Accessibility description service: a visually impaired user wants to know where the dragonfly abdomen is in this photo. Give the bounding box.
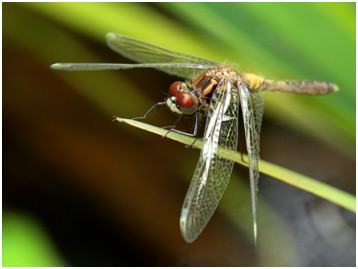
[240,72,339,95]
[239,73,266,91]
[262,79,339,95]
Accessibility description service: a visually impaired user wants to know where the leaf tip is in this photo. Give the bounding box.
[114,117,125,123]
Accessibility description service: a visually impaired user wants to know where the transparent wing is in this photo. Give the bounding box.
[50,62,211,72]
[106,33,219,78]
[238,82,264,246]
[180,80,239,243]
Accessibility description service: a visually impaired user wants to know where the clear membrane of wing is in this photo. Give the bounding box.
[106,33,219,78]
[50,62,211,71]
[238,83,264,246]
[180,80,239,243]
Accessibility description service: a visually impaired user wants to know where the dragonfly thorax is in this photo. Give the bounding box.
[166,66,240,116]
[166,81,199,115]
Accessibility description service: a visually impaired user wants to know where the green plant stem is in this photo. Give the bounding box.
[115,117,356,213]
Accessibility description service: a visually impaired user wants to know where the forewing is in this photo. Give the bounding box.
[50,62,212,72]
[106,33,219,78]
[238,83,264,245]
[180,80,239,243]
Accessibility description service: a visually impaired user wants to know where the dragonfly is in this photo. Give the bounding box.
[51,33,339,245]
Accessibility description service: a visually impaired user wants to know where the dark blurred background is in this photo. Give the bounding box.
[3,2,355,266]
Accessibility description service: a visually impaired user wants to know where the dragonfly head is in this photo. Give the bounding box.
[166,81,198,115]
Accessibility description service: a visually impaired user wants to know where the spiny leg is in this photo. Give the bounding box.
[131,101,166,120]
[164,112,198,139]
[182,107,207,148]
[162,113,184,130]
[185,137,203,149]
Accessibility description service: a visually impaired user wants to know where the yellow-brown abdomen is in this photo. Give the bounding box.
[240,72,339,95]
[263,80,339,95]
[240,73,265,91]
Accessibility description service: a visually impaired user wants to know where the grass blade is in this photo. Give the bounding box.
[115,117,356,213]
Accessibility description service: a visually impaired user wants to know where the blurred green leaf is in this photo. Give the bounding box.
[3,212,66,267]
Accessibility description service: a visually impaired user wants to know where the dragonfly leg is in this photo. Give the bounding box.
[163,112,198,139]
[200,107,209,118]
[132,101,166,120]
[185,137,203,149]
[162,114,184,130]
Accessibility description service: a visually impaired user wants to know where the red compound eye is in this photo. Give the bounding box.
[176,92,194,108]
[169,81,181,96]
